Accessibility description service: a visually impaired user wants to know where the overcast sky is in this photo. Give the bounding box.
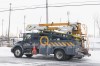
[0,0,100,36]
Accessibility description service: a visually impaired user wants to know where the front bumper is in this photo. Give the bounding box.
[11,47,14,53]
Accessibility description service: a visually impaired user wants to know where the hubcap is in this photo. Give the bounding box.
[56,51,63,59]
[15,49,21,56]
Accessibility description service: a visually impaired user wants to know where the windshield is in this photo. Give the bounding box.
[23,33,31,42]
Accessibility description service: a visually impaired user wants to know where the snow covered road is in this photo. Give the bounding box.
[0,47,100,66]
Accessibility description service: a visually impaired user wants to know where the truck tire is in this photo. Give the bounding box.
[14,47,23,58]
[54,50,66,61]
[25,54,33,58]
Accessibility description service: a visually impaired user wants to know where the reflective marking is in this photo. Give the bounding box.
[69,42,75,46]
[62,42,66,46]
[66,42,71,46]
[48,44,51,46]
[50,42,55,46]
[48,42,74,47]
[64,42,68,46]
[54,42,59,46]
[50,42,53,46]
[58,42,63,46]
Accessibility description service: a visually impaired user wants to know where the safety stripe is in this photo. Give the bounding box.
[62,42,66,46]
[50,42,53,46]
[48,44,51,46]
[48,42,75,47]
[58,42,63,46]
[66,42,71,46]
[50,42,56,46]
[64,42,67,46]
[54,42,59,46]
[69,42,75,46]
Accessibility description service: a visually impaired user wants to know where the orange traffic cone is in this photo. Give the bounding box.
[32,46,37,55]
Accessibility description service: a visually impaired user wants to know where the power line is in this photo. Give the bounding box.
[0,10,9,12]
[11,1,100,9]
[49,3,100,7]
[13,6,45,11]
[12,4,45,9]
[0,6,45,12]
[49,1,100,5]
[0,3,100,13]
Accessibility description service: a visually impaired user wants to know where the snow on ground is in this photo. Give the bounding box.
[0,47,100,66]
[86,50,100,63]
[0,47,13,57]
[0,64,23,66]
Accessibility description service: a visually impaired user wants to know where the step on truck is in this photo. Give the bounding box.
[11,22,91,61]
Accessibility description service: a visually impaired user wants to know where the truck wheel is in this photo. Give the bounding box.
[14,47,23,58]
[54,50,66,61]
[25,54,33,58]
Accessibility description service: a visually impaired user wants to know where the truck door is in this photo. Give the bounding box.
[39,36,49,55]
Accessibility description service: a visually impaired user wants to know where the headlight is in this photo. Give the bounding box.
[23,43,31,47]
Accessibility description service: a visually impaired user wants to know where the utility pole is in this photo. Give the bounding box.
[67,11,70,22]
[46,0,48,29]
[17,26,19,38]
[39,16,42,23]
[94,20,95,38]
[2,19,4,36]
[1,19,4,46]
[60,18,61,22]
[93,20,95,51]
[24,15,26,33]
[8,3,12,43]
[46,0,49,55]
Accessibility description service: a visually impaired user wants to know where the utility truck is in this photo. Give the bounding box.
[11,22,91,61]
